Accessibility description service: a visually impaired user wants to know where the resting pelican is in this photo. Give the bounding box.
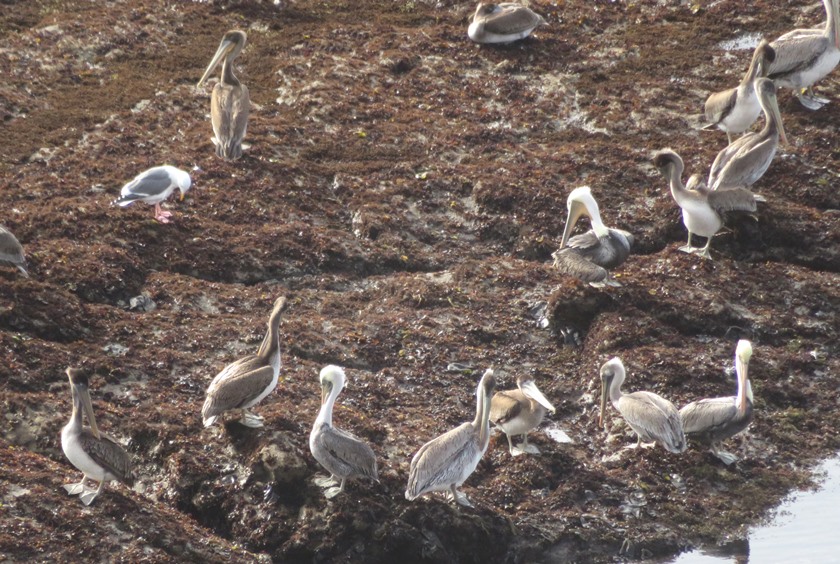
[599,357,686,453]
[766,0,840,109]
[680,340,754,465]
[309,366,378,498]
[551,186,633,287]
[405,368,496,507]
[703,40,776,143]
[197,30,250,160]
[708,78,787,191]
[490,374,556,456]
[61,367,133,505]
[654,149,764,259]
[0,225,29,277]
[202,296,287,428]
[112,165,192,223]
[468,2,546,44]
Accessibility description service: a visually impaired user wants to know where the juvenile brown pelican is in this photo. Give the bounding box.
[703,41,776,143]
[767,0,840,109]
[309,365,378,499]
[197,30,250,160]
[599,357,686,453]
[490,374,556,456]
[202,296,287,428]
[0,225,29,277]
[405,368,496,507]
[680,340,754,465]
[551,186,633,287]
[112,165,192,223]
[468,2,546,44]
[61,367,133,505]
[708,78,788,191]
[654,149,764,259]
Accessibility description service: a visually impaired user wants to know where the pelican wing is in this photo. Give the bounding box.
[116,167,174,204]
[679,397,738,435]
[620,391,686,453]
[552,247,608,283]
[489,390,524,426]
[79,428,134,485]
[485,6,544,35]
[708,134,777,190]
[706,186,760,214]
[768,35,831,77]
[406,422,476,497]
[704,87,737,126]
[312,423,378,480]
[202,356,275,422]
[211,84,250,160]
[0,227,27,275]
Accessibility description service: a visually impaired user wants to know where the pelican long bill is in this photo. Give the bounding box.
[197,37,235,87]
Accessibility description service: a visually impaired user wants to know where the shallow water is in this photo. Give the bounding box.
[670,454,840,563]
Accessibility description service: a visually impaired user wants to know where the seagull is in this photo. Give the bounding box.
[468,2,546,44]
[112,165,192,223]
[0,225,29,277]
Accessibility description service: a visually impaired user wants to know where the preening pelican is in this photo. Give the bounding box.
[599,357,686,453]
[0,225,29,277]
[197,30,250,160]
[468,3,545,44]
[61,367,133,505]
[202,297,287,428]
[654,149,764,259]
[708,78,787,191]
[703,40,776,143]
[551,186,633,287]
[766,0,840,109]
[112,166,192,223]
[490,374,556,456]
[680,340,754,465]
[309,365,378,499]
[405,368,496,507]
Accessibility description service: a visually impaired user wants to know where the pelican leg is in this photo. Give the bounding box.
[678,232,696,254]
[797,87,830,110]
[710,443,738,465]
[726,132,734,145]
[64,474,91,496]
[154,204,172,223]
[516,434,541,455]
[695,238,714,260]
[603,273,622,288]
[506,434,525,456]
[314,474,339,488]
[239,408,265,428]
[80,480,106,506]
[324,478,346,499]
[450,485,474,508]
[587,280,609,288]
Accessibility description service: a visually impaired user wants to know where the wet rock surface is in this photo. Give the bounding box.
[1,0,838,562]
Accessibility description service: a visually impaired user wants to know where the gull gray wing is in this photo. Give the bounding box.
[680,397,738,435]
[312,423,378,480]
[79,428,133,485]
[117,168,174,202]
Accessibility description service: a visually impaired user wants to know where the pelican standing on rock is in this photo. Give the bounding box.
[0,225,29,277]
[112,165,192,223]
[552,186,633,287]
[703,40,776,143]
[405,368,496,507]
[61,367,133,505]
[707,78,788,191]
[766,0,840,110]
[680,340,755,465]
[197,30,250,160]
[468,3,546,44]
[202,297,288,428]
[490,374,556,456]
[309,365,379,499]
[599,357,686,453]
[654,149,764,259]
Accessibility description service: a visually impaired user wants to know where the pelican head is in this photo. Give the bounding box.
[472,3,500,21]
[735,340,753,413]
[517,375,556,413]
[197,30,248,87]
[560,186,608,248]
[756,41,776,77]
[653,149,685,181]
[66,367,100,439]
[754,77,788,145]
[598,357,625,427]
[319,365,346,405]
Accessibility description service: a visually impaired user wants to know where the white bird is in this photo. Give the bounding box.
[112,165,192,223]
[468,2,545,44]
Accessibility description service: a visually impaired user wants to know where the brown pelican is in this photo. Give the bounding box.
[61,367,133,505]
[112,165,192,223]
[599,357,686,453]
[551,186,633,287]
[468,2,546,44]
[0,225,29,277]
[703,40,776,143]
[405,368,496,507]
[680,340,754,465]
[309,365,378,498]
[489,374,556,456]
[766,0,840,109]
[202,296,287,428]
[654,149,764,259]
[197,30,250,160]
[708,78,788,191]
